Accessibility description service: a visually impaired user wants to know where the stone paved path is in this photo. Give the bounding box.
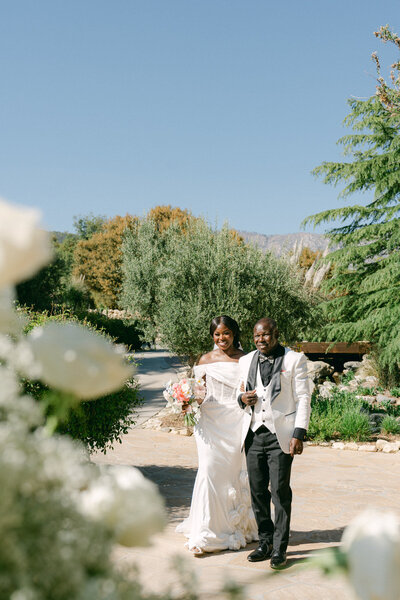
[93,351,400,600]
[131,349,186,428]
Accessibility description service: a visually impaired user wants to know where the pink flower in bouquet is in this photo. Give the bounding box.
[164,377,206,426]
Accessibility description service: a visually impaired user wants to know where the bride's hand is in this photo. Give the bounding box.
[181,402,190,413]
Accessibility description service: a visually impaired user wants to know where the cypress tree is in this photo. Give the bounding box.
[304,26,400,384]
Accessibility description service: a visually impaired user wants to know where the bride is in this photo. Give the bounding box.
[176,315,258,555]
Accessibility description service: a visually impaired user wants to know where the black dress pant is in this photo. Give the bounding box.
[245,426,293,553]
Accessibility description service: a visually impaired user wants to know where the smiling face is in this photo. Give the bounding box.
[253,320,279,355]
[213,323,235,352]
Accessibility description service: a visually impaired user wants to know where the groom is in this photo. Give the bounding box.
[238,318,311,569]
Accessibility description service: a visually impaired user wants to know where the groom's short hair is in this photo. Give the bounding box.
[254,317,278,331]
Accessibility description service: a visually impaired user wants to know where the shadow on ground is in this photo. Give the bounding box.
[290,527,345,544]
[137,464,196,516]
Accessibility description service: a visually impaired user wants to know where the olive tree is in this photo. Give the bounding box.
[122,218,318,363]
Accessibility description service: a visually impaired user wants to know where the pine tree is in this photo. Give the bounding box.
[304,27,400,384]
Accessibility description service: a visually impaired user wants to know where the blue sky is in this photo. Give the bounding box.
[1,0,399,235]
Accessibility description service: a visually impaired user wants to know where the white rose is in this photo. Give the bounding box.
[181,382,191,395]
[27,322,134,399]
[341,509,400,600]
[79,465,166,547]
[0,199,52,289]
[0,288,26,335]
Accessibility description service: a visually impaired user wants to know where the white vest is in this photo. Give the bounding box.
[251,365,275,433]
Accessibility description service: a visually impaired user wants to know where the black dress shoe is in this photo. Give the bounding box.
[270,550,287,569]
[247,543,273,562]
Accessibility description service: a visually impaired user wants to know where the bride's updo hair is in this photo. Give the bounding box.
[209,315,241,349]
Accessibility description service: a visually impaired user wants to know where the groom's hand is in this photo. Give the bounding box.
[289,438,303,457]
[241,390,258,406]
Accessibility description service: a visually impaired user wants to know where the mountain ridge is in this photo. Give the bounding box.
[238,231,329,255]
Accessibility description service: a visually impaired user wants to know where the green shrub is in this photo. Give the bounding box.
[341,371,355,384]
[355,386,377,396]
[22,307,77,333]
[340,409,372,441]
[390,387,400,398]
[23,375,141,453]
[307,396,343,441]
[77,311,143,349]
[379,400,400,418]
[16,254,66,311]
[22,307,143,351]
[58,381,142,453]
[21,310,141,452]
[61,278,94,311]
[380,415,400,435]
[308,389,372,442]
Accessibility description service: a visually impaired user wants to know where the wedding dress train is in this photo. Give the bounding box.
[176,361,258,552]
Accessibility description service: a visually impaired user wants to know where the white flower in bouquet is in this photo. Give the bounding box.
[26,322,134,399]
[79,465,166,547]
[341,509,400,600]
[0,199,52,289]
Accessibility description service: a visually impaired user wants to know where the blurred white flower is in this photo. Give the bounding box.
[0,366,43,430]
[26,322,134,399]
[163,390,173,403]
[0,288,26,335]
[0,418,125,598]
[79,465,166,547]
[0,199,52,289]
[8,339,41,380]
[341,509,400,600]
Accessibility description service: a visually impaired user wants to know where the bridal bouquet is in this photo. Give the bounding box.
[163,377,206,426]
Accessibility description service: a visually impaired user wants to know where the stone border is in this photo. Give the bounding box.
[306,439,400,453]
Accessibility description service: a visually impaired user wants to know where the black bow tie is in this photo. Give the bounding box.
[259,353,275,364]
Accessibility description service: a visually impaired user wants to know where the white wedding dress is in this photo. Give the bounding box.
[176,361,258,552]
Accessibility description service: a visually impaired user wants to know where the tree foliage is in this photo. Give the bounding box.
[73,215,137,307]
[147,205,195,232]
[121,219,165,343]
[122,218,318,364]
[73,213,107,240]
[16,236,67,310]
[304,26,400,384]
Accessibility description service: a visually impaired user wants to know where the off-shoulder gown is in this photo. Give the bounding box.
[176,361,258,552]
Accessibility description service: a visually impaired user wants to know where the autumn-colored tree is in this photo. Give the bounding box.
[73,215,137,308]
[147,204,243,242]
[298,247,322,269]
[147,205,194,232]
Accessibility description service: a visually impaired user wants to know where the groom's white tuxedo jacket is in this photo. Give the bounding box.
[237,347,311,454]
